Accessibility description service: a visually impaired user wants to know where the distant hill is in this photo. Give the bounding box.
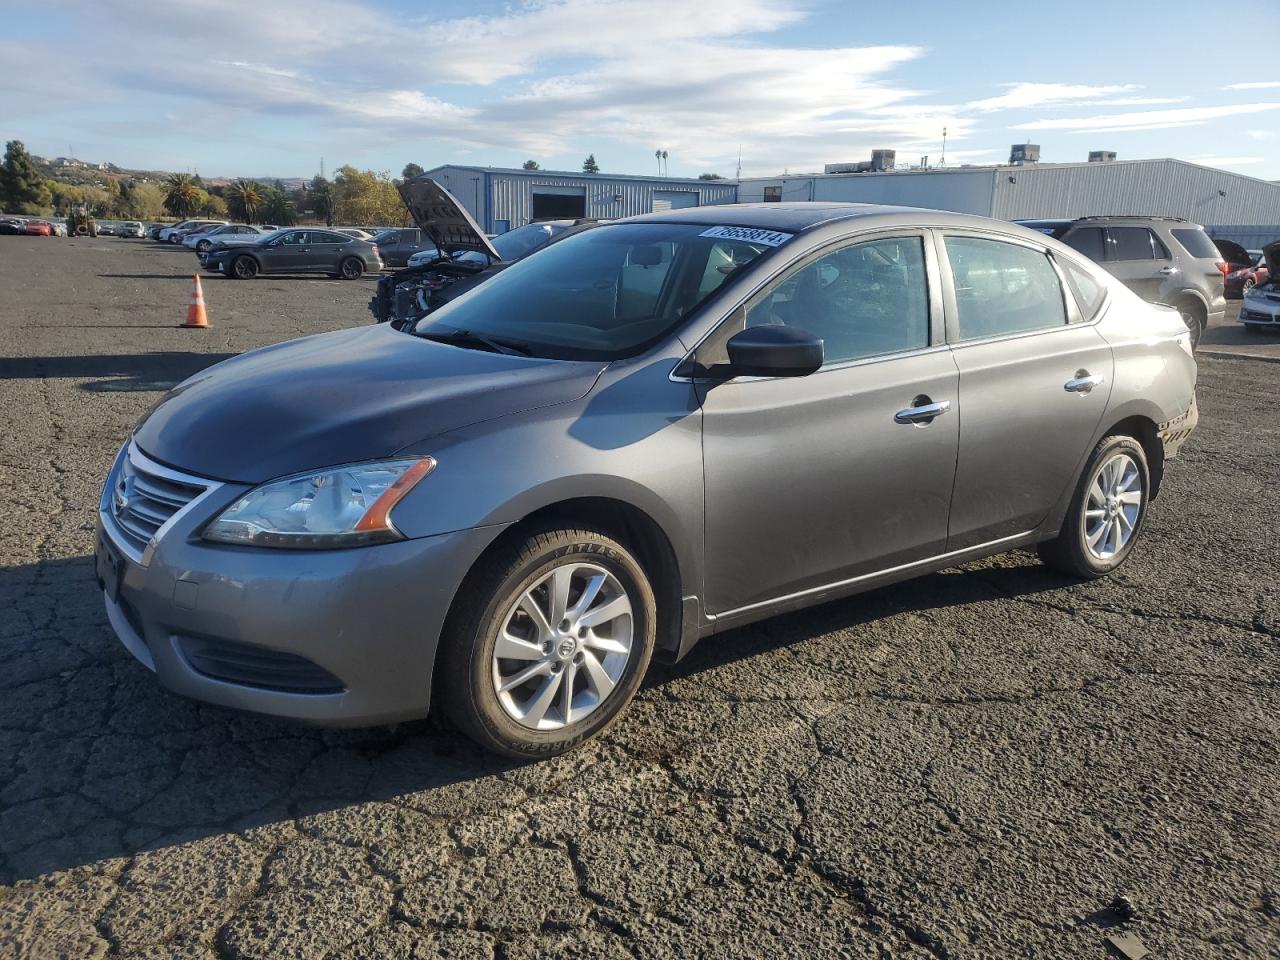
[32,154,308,190]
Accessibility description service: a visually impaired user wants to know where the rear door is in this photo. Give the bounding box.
[939,231,1114,549]
[308,231,348,271]
[1103,226,1170,301]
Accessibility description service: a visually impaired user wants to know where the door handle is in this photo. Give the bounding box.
[895,399,951,424]
[1064,373,1105,393]
[1156,266,1177,275]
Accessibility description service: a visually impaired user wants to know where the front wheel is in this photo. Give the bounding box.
[1038,435,1150,579]
[230,255,259,280]
[437,525,657,759]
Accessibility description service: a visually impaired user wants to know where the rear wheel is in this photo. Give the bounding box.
[231,255,259,280]
[1038,435,1150,579]
[339,256,364,280]
[437,525,656,759]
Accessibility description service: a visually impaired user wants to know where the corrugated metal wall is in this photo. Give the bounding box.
[426,166,736,231]
[990,160,1280,227]
[737,169,998,215]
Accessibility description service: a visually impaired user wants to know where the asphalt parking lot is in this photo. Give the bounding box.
[0,234,1277,959]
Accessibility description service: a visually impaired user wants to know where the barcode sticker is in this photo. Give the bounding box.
[698,226,793,247]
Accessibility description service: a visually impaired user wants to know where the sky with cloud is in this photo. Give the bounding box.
[2,0,1277,181]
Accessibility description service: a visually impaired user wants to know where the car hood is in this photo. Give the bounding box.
[398,176,501,261]
[1214,238,1252,268]
[133,324,605,483]
[1264,241,1280,279]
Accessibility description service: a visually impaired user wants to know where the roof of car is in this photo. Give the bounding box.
[625,201,970,233]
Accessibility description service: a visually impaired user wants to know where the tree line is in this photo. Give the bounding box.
[0,140,413,227]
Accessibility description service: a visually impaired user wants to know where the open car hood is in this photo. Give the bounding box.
[1264,240,1280,279]
[398,176,501,261]
[1213,238,1252,268]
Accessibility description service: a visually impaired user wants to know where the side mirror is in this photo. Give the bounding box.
[726,326,823,378]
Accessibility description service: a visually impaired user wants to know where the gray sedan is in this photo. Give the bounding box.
[203,228,383,279]
[96,203,1197,757]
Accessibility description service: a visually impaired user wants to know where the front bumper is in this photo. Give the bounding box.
[1240,296,1280,326]
[95,445,506,725]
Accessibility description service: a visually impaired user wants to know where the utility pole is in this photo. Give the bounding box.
[941,127,947,168]
[320,157,325,179]
[736,144,742,181]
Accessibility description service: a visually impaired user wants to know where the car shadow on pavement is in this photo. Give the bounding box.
[0,551,1069,883]
[644,554,1071,692]
[0,353,237,392]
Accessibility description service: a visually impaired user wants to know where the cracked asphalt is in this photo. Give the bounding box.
[1,235,1277,959]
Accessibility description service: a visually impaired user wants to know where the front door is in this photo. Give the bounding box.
[700,233,959,615]
[262,230,311,272]
[939,232,1114,548]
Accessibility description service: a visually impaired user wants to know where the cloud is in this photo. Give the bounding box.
[964,82,1138,112]
[1013,102,1280,132]
[1246,129,1278,141]
[1222,81,1280,90]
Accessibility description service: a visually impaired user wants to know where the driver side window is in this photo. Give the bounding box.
[745,236,930,365]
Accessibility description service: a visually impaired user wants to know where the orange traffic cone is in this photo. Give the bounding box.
[182,275,209,328]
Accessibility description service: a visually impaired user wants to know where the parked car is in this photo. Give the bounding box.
[370,178,597,326]
[368,226,434,268]
[1222,243,1270,298]
[1015,216,1225,347]
[96,221,117,236]
[183,223,270,253]
[1239,241,1280,333]
[169,221,228,244]
[118,221,145,238]
[202,228,382,279]
[49,219,68,237]
[22,219,53,236]
[96,202,1198,757]
[335,227,375,241]
[0,218,26,235]
[158,219,224,243]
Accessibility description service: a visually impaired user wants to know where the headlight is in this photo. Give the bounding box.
[203,458,435,548]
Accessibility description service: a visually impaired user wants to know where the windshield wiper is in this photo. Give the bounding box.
[416,328,532,356]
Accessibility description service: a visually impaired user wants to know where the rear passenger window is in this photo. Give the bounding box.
[945,236,1067,340]
[746,236,930,365]
[1059,259,1106,320]
[1110,227,1157,261]
[1171,228,1220,260]
[1063,227,1105,261]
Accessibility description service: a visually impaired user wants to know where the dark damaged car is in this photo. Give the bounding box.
[369,176,596,328]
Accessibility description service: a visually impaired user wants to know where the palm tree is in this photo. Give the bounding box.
[163,173,200,218]
[227,179,264,223]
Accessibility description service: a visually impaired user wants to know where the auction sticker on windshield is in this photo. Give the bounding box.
[698,226,793,247]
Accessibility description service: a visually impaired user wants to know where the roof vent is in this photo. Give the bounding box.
[1088,151,1117,163]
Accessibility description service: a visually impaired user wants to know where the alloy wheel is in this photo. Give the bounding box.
[1083,452,1142,560]
[491,562,633,730]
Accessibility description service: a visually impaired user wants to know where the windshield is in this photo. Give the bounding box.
[491,222,558,261]
[414,222,778,360]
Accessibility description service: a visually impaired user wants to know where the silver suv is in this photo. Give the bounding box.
[1017,216,1226,347]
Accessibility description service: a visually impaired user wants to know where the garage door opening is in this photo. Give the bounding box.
[532,191,586,220]
[651,191,699,212]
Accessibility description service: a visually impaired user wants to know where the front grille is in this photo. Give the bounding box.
[109,446,210,556]
[1241,309,1277,323]
[177,636,345,694]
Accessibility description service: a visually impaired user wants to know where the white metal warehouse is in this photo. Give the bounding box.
[422,165,737,234]
[736,159,1280,247]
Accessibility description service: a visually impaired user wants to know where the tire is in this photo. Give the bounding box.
[197,240,211,254]
[1241,278,1255,296]
[339,256,364,280]
[1177,299,1205,349]
[230,255,259,280]
[437,525,657,759]
[1038,435,1150,579]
